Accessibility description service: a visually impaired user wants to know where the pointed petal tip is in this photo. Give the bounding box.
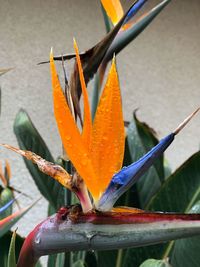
[173,108,200,135]
[50,47,54,60]
[73,38,80,56]
[73,37,77,45]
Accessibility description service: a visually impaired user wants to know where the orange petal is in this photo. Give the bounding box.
[50,52,97,195]
[0,161,7,187]
[91,58,125,201]
[112,207,145,213]
[101,0,124,25]
[73,39,92,150]
[5,159,11,180]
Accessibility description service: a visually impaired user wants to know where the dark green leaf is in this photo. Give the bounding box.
[147,151,200,212]
[127,114,162,208]
[122,151,200,267]
[8,230,16,267]
[0,231,24,267]
[135,114,164,181]
[0,188,14,219]
[48,203,56,216]
[85,251,97,267]
[164,159,172,179]
[13,109,65,210]
[170,201,200,267]
[48,254,57,267]
[91,73,101,121]
[97,250,118,267]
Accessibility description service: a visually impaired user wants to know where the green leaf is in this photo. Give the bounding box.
[13,109,65,210]
[139,258,171,267]
[170,201,200,267]
[72,260,85,267]
[97,250,117,267]
[85,251,97,267]
[122,151,200,267]
[0,188,14,219]
[0,231,24,267]
[72,251,86,266]
[147,151,200,212]
[127,114,162,208]
[91,73,101,121]
[48,203,56,216]
[35,261,43,267]
[47,252,66,267]
[8,230,16,267]
[164,159,172,179]
[135,114,164,181]
[47,254,57,267]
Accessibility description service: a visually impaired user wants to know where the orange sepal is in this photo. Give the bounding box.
[73,39,92,150]
[112,207,145,214]
[50,51,97,195]
[91,58,125,201]
[101,0,124,26]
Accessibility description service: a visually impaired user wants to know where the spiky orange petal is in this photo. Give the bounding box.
[101,0,124,25]
[0,161,7,187]
[91,58,125,201]
[73,39,92,150]
[5,159,11,180]
[50,52,97,194]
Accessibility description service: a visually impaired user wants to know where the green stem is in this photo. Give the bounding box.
[116,249,123,267]
[101,3,112,33]
[91,73,100,121]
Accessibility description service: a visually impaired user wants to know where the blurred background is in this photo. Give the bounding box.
[0,0,199,250]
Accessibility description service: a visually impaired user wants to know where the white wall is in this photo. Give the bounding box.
[0,0,200,254]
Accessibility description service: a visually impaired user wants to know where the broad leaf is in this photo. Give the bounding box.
[13,109,65,210]
[147,151,200,212]
[170,201,200,267]
[122,151,200,267]
[126,114,162,208]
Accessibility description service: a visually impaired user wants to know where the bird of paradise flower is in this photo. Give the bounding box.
[8,42,200,267]
[1,1,200,266]
[1,39,199,214]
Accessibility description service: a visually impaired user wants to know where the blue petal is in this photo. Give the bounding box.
[98,133,175,211]
[123,0,147,25]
